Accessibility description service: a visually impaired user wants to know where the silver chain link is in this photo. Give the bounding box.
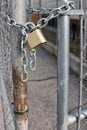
[5,1,75,29]
[26,1,74,15]
[35,1,75,29]
[24,22,37,71]
[21,35,28,82]
[30,50,36,71]
[26,7,52,14]
[5,12,26,30]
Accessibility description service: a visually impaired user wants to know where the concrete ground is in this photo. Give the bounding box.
[27,46,87,130]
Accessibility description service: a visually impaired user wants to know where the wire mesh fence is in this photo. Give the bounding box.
[0,0,14,129]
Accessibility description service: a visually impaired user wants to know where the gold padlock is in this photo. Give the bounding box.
[26,29,47,51]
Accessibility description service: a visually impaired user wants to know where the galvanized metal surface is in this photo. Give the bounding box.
[67,10,84,16]
[57,0,70,130]
[68,108,87,126]
[77,0,87,130]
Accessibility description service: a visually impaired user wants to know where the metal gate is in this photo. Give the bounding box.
[1,0,87,130]
[57,0,87,130]
[29,0,87,130]
[77,0,87,130]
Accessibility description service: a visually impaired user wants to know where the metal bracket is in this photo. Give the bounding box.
[58,0,66,7]
[67,10,84,16]
[68,108,87,125]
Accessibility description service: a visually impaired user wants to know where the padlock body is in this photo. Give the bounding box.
[26,29,47,51]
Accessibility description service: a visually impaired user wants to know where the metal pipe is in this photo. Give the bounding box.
[68,109,87,126]
[57,0,70,130]
[39,0,41,7]
[77,0,84,130]
[29,0,33,21]
[10,0,28,130]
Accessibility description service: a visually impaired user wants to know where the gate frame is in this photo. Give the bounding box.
[57,0,85,130]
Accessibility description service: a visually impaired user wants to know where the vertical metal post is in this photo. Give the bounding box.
[77,0,83,130]
[11,0,28,130]
[39,0,41,7]
[39,0,41,20]
[57,0,70,130]
[29,0,33,21]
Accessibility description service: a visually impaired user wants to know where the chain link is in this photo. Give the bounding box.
[36,1,75,28]
[21,35,28,82]
[26,7,52,14]
[5,1,75,29]
[5,12,26,30]
[24,22,37,71]
[29,50,36,71]
[26,1,74,15]
[20,22,37,81]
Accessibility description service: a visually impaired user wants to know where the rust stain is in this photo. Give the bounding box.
[0,108,4,112]
[12,66,28,113]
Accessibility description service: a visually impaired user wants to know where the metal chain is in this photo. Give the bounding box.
[21,35,28,82]
[30,50,36,71]
[20,22,37,81]
[24,22,37,71]
[5,12,29,82]
[35,1,75,29]
[26,1,74,15]
[26,7,52,14]
[5,1,75,81]
[5,1,75,29]
[5,14,37,80]
[5,12,26,30]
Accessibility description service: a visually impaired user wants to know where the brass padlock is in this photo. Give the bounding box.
[26,29,47,51]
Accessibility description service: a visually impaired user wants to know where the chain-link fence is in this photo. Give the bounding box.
[0,0,15,130]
